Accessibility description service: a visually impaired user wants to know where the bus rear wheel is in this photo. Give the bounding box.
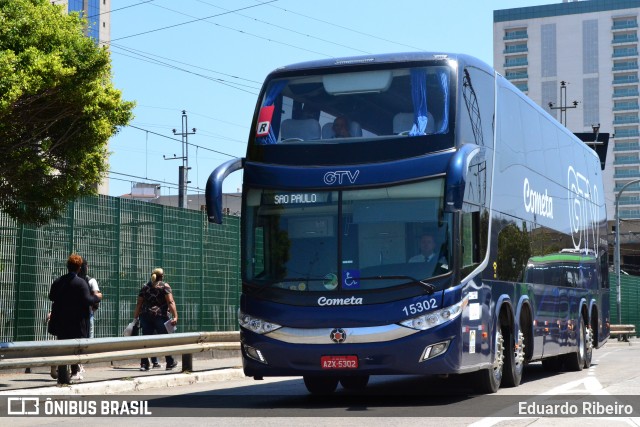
[564,316,586,371]
[339,375,370,390]
[583,323,594,369]
[303,376,339,394]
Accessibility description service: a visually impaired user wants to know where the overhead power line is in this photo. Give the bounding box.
[260,2,425,52]
[111,44,262,85]
[110,45,260,94]
[127,124,237,159]
[195,0,372,55]
[109,0,279,42]
[109,171,204,194]
[88,0,155,19]
[133,105,249,130]
[144,2,333,58]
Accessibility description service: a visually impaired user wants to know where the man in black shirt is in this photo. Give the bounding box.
[49,253,102,384]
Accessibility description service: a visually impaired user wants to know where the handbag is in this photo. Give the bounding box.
[123,320,137,336]
[47,312,58,336]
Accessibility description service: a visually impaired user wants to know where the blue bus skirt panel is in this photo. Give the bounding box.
[240,316,466,377]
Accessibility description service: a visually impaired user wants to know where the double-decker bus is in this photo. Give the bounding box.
[205,52,610,394]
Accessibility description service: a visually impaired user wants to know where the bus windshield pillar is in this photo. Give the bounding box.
[444,144,480,212]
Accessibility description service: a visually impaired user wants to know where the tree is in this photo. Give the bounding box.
[0,0,134,225]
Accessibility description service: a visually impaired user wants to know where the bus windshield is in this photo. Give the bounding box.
[244,179,453,292]
[254,65,451,145]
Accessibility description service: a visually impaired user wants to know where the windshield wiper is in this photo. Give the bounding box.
[358,275,436,294]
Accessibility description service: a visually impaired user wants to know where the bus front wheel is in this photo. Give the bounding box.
[303,376,339,394]
[474,327,505,393]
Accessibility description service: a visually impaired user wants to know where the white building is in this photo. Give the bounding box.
[494,0,640,223]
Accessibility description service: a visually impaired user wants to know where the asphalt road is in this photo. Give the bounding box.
[2,339,639,426]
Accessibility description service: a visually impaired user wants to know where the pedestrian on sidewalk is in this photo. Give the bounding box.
[79,257,101,339]
[48,253,102,384]
[77,257,101,375]
[133,267,179,371]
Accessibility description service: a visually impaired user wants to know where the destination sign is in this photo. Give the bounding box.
[263,192,330,205]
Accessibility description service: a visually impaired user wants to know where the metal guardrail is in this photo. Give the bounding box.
[610,324,637,342]
[0,332,240,371]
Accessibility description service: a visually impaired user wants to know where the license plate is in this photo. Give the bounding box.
[321,355,358,369]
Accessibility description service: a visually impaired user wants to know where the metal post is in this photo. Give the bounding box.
[614,178,640,324]
[174,111,196,209]
[548,81,579,127]
[164,111,196,209]
[182,353,193,372]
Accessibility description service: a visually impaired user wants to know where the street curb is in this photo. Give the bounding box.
[0,368,246,396]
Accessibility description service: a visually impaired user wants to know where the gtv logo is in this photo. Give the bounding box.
[323,170,360,185]
[567,165,599,251]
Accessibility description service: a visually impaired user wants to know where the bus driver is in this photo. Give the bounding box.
[409,233,448,273]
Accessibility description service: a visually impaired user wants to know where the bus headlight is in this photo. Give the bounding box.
[239,311,282,334]
[399,297,467,331]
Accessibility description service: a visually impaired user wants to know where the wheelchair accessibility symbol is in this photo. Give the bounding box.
[342,270,360,289]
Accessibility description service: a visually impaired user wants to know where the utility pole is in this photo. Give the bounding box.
[548,81,579,127]
[163,110,196,208]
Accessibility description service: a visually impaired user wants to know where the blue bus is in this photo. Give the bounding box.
[205,52,610,394]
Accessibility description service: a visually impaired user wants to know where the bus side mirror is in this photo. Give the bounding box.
[205,158,244,224]
[444,144,480,213]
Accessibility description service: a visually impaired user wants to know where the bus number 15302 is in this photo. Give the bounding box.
[402,298,438,316]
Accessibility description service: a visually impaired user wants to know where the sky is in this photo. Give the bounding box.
[107,0,549,199]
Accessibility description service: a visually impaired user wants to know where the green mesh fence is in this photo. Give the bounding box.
[611,274,640,336]
[0,195,240,342]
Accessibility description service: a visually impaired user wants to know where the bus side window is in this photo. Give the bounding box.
[461,207,481,276]
[496,221,531,282]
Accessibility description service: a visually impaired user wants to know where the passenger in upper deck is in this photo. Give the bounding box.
[332,116,352,138]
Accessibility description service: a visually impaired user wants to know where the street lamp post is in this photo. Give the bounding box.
[548,81,579,126]
[614,179,640,324]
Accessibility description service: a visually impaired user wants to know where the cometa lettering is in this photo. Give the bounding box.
[523,178,554,219]
[318,296,363,306]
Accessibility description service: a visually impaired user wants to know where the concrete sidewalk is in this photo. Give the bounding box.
[0,350,244,395]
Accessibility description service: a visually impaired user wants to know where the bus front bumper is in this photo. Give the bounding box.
[240,323,465,378]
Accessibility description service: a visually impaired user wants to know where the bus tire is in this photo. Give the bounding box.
[303,376,339,394]
[564,316,586,371]
[339,375,370,390]
[474,327,505,393]
[583,322,594,369]
[503,325,524,387]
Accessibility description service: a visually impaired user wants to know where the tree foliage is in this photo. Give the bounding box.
[0,0,134,225]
